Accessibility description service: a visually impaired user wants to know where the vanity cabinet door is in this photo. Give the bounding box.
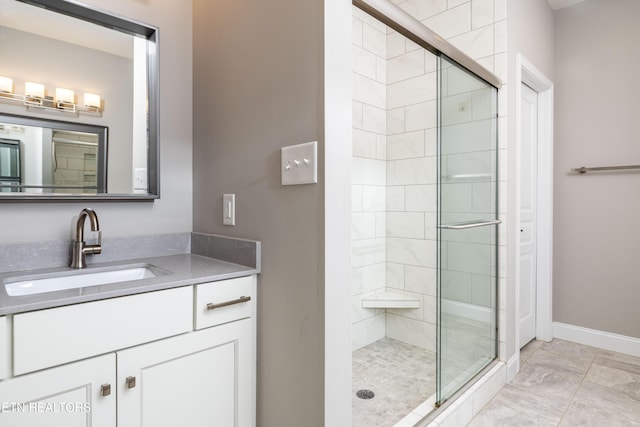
[0,354,116,427]
[117,317,254,427]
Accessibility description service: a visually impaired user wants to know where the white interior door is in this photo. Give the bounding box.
[519,83,538,348]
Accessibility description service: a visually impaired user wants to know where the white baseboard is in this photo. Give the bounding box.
[506,353,519,383]
[553,322,640,357]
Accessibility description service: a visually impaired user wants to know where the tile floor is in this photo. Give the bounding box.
[468,339,640,426]
[352,338,436,427]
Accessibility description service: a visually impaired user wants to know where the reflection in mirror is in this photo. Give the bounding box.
[0,114,106,194]
[0,0,158,200]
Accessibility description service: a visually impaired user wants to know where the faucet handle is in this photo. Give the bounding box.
[84,230,102,255]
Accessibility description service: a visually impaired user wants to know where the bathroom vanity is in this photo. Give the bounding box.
[0,238,259,427]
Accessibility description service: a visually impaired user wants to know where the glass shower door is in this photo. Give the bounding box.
[436,56,498,405]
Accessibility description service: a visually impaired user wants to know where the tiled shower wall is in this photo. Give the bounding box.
[352,8,388,350]
[351,0,507,358]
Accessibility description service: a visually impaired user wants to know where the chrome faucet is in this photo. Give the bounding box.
[70,208,102,269]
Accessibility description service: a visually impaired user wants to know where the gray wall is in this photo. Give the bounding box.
[554,0,640,338]
[0,0,193,243]
[192,0,325,425]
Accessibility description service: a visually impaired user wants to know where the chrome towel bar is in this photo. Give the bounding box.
[571,165,640,174]
[438,220,502,230]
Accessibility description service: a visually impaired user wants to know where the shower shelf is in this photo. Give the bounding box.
[362,291,420,309]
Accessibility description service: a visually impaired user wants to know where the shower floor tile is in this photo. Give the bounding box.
[352,337,436,427]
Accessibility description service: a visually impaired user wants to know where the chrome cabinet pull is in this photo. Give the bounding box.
[100,383,111,397]
[126,376,136,389]
[206,296,251,311]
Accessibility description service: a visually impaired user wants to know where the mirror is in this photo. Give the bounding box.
[0,0,159,201]
[0,113,107,194]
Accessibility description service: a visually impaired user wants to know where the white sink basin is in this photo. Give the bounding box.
[5,266,159,296]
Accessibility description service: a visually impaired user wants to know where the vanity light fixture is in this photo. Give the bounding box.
[0,75,102,116]
[25,81,45,99]
[84,93,101,112]
[0,76,13,93]
[56,87,76,112]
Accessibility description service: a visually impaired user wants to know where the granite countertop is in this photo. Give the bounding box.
[0,234,260,316]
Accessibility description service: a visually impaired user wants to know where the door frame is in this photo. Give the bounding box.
[514,55,554,364]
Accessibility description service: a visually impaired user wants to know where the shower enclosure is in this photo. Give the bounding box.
[351,1,499,424]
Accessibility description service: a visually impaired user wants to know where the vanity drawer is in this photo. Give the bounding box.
[195,276,256,330]
[13,286,193,375]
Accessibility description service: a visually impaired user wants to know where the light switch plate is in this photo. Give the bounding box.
[281,141,317,185]
[223,194,235,226]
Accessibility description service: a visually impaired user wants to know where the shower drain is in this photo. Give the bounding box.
[356,389,375,400]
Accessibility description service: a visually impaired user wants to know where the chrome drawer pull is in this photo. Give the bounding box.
[206,296,251,311]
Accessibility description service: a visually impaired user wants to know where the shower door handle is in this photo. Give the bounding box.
[438,220,501,230]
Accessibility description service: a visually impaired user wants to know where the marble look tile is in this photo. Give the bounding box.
[388,73,438,110]
[352,129,378,159]
[351,267,363,296]
[353,45,377,80]
[523,347,594,376]
[423,2,471,39]
[352,212,376,239]
[388,49,425,84]
[352,314,385,351]
[387,212,425,239]
[353,101,363,129]
[507,362,582,405]
[405,184,437,212]
[387,237,436,268]
[471,0,494,30]
[353,74,386,110]
[386,262,405,288]
[574,379,640,423]
[593,350,640,376]
[362,104,387,134]
[386,186,405,211]
[487,385,569,425]
[362,262,386,293]
[559,401,640,427]
[387,107,406,135]
[519,339,544,364]
[540,339,599,360]
[352,157,386,186]
[387,130,425,160]
[386,312,436,351]
[397,0,448,21]
[468,399,555,426]
[352,337,436,426]
[362,21,387,57]
[362,185,386,212]
[387,31,407,58]
[352,237,386,268]
[405,265,437,296]
[585,364,640,402]
[352,184,363,212]
[387,157,437,186]
[448,25,494,60]
[405,100,437,132]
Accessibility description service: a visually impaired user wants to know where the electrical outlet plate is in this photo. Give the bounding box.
[281,141,317,185]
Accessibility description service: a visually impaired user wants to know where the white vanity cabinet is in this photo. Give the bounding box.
[0,354,116,427]
[0,275,257,427]
[117,318,253,427]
